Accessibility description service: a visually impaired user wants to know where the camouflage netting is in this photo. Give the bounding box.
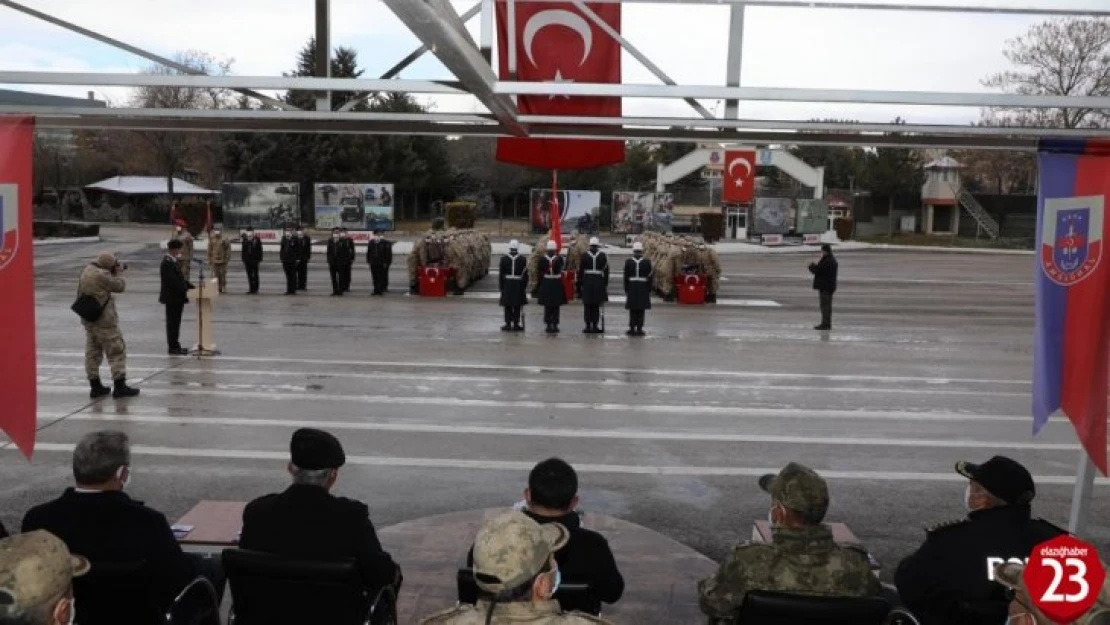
[407,228,492,294]
[639,232,722,301]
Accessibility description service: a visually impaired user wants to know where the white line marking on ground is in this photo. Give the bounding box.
[57,413,1077,450]
[36,352,1031,386]
[11,443,1108,485]
[37,385,1035,422]
[722,273,1031,286]
[33,365,1029,398]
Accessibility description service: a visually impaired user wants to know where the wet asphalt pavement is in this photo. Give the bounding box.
[3,226,1107,584]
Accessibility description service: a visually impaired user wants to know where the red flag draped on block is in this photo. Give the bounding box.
[0,116,37,459]
[496,1,624,169]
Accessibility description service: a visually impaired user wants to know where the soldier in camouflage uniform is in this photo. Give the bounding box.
[206,227,232,293]
[419,510,611,625]
[78,252,139,399]
[698,462,880,624]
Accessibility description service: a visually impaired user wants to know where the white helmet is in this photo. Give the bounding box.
[589,237,600,246]
[632,242,644,251]
[509,239,520,249]
[546,240,557,251]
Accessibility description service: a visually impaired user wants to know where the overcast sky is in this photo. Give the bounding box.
[1,0,1107,126]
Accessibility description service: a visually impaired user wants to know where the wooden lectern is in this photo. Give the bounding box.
[187,276,220,356]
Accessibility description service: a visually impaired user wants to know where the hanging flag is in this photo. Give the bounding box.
[1033,138,1110,475]
[723,150,757,204]
[550,170,562,251]
[495,1,624,169]
[0,116,37,459]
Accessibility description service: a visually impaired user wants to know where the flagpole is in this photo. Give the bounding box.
[551,169,561,252]
[1068,451,1096,535]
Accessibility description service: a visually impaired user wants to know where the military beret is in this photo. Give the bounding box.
[290,428,345,470]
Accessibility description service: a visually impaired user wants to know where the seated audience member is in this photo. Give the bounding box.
[995,561,1109,625]
[0,531,88,625]
[698,462,881,624]
[21,431,219,615]
[461,458,624,615]
[421,510,610,624]
[895,456,1066,625]
[240,428,401,596]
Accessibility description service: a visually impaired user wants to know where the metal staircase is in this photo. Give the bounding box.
[952,184,1000,239]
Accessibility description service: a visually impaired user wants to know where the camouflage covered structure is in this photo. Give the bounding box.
[409,229,491,294]
[638,232,722,303]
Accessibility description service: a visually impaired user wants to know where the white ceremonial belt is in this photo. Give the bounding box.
[544,275,563,279]
[584,270,604,275]
[505,276,523,280]
[629,277,648,282]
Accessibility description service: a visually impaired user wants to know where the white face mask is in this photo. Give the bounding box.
[964,483,974,512]
[63,597,76,625]
[332,234,339,240]
[116,466,131,490]
[213,230,221,237]
[284,232,292,238]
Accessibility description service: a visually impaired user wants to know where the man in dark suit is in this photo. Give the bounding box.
[21,430,221,622]
[295,227,312,290]
[808,244,838,331]
[240,428,402,603]
[339,228,356,293]
[326,228,345,296]
[160,239,193,356]
[366,231,393,295]
[460,458,625,615]
[279,227,298,295]
[241,228,263,294]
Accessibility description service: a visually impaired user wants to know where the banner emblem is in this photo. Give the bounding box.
[1041,196,1103,286]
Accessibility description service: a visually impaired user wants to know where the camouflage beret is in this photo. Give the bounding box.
[759,462,830,522]
[0,531,88,617]
[472,511,568,594]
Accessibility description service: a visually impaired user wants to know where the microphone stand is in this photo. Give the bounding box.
[191,260,220,357]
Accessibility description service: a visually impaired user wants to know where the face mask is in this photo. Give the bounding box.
[116,466,131,490]
[213,230,221,237]
[1005,614,1033,625]
[768,502,778,525]
[333,234,339,240]
[549,568,561,598]
[65,597,76,625]
[284,232,292,238]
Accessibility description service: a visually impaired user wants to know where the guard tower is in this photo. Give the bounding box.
[921,157,961,235]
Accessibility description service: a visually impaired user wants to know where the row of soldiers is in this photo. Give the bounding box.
[407,229,492,295]
[500,236,654,336]
[639,232,722,303]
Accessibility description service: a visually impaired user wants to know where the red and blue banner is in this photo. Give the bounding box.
[0,116,37,460]
[1033,139,1110,475]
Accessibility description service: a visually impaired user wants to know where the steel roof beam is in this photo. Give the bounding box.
[499,81,1110,109]
[0,71,467,94]
[30,115,505,136]
[500,0,1110,17]
[0,105,497,124]
[0,0,302,111]
[382,0,526,137]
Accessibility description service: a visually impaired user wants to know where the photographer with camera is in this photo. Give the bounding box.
[76,252,139,398]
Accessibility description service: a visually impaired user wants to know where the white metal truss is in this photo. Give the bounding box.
[2,0,1110,149]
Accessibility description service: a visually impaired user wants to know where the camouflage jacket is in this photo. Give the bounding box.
[78,264,126,329]
[697,524,881,625]
[419,600,611,625]
[207,235,231,265]
[173,233,194,260]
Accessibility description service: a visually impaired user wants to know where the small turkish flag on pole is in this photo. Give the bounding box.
[723,150,757,204]
[551,170,562,252]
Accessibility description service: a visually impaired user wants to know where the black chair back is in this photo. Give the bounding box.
[166,577,221,625]
[736,590,891,625]
[223,548,369,625]
[455,568,593,613]
[74,559,164,625]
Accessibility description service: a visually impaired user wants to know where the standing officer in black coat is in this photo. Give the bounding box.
[366,231,394,295]
[339,228,356,293]
[240,428,402,624]
[577,236,609,334]
[808,244,838,330]
[623,242,652,336]
[295,227,312,291]
[499,239,528,332]
[894,456,1067,625]
[326,228,345,296]
[537,240,567,334]
[241,228,263,294]
[279,227,298,295]
[160,239,194,355]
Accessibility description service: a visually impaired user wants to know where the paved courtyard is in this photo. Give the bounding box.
[3,226,1108,620]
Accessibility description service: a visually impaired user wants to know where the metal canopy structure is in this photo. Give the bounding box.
[1,0,1110,150]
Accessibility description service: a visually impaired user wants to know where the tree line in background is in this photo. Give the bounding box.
[31,16,1109,220]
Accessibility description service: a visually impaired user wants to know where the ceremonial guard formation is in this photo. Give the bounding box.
[499,239,528,331]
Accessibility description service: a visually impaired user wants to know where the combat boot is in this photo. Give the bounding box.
[705,292,717,303]
[89,378,111,399]
[501,324,513,332]
[112,378,140,398]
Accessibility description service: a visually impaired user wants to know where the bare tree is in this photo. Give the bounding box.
[127,51,235,202]
[983,17,1110,129]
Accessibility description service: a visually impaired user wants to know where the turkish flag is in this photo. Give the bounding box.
[723,150,757,203]
[0,116,36,459]
[496,1,624,170]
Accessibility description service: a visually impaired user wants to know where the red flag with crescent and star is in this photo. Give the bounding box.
[723,150,756,203]
[495,1,624,170]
